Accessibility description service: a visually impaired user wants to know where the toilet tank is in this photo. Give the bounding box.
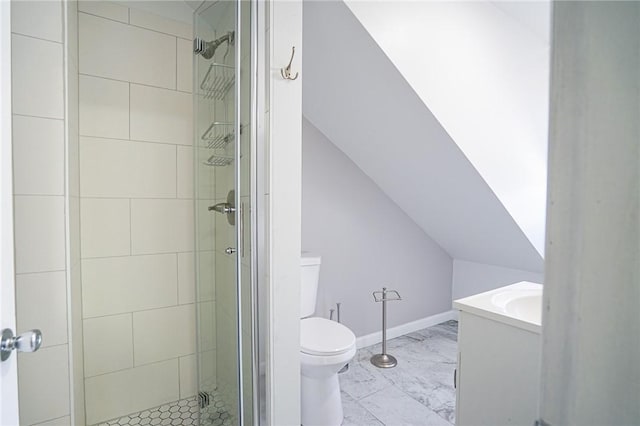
[300,253,321,318]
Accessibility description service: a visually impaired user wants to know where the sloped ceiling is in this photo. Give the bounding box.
[302,1,544,272]
[344,0,550,255]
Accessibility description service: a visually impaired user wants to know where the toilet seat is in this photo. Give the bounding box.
[300,317,356,356]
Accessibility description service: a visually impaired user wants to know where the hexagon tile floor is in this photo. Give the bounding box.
[94,394,233,426]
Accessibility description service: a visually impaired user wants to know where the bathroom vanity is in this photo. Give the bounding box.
[453,282,542,426]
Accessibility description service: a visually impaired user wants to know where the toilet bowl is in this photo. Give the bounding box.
[300,254,356,426]
[300,317,356,426]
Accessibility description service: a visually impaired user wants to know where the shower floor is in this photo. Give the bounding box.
[94,391,233,426]
[339,320,458,426]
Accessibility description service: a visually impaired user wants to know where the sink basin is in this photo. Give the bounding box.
[454,282,543,333]
[504,294,542,324]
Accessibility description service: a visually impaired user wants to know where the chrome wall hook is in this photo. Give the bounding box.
[281,46,299,80]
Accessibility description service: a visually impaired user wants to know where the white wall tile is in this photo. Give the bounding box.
[179,354,197,399]
[198,199,216,252]
[79,75,129,139]
[178,252,195,304]
[80,137,176,198]
[130,199,194,255]
[16,271,68,348]
[80,198,130,258]
[130,84,192,145]
[82,254,177,318]
[14,196,65,274]
[84,359,179,424]
[177,146,193,199]
[130,8,192,39]
[78,1,129,23]
[11,0,63,43]
[198,349,217,391]
[132,304,196,365]
[197,250,215,302]
[177,37,193,93]
[197,301,216,352]
[12,115,64,195]
[215,254,236,319]
[196,149,216,200]
[83,314,133,377]
[33,416,71,426]
[18,345,70,425]
[79,13,176,89]
[12,35,64,119]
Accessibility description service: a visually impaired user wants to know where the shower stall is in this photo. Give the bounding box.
[2,0,261,425]
[193,1,258,425]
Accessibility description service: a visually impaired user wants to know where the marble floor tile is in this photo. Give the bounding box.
[384,360,456,424]
[338,321,458,425]
[364,335,423,357]
[341,392,384,426]
[359,385,451,426]
[410,335,458,363]
[340,357,395,400]
[440,320,458,332]
[414,325,458,343]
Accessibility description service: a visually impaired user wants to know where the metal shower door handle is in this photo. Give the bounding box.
[208,190,236,226]
[1,328,43,361]
[209,202,235,214]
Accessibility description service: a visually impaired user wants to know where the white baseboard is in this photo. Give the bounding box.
[356,310,457,349]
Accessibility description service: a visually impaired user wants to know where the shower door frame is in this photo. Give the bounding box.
[193,0,261,424]
[232,0,260,423]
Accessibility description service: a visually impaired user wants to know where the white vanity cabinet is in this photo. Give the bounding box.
[453,282,543,426]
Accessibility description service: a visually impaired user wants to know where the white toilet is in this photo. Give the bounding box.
[300,253,356,426]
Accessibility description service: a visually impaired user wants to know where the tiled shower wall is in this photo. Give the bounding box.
[10,1,76,425]
[76,3,197,424]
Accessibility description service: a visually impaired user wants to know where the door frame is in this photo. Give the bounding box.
[0,0,20,423]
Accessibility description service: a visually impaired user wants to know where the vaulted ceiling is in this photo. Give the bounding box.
[302,1,546,272]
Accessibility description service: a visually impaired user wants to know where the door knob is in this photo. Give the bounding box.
[1,329,43,361]
[225,247,237,255]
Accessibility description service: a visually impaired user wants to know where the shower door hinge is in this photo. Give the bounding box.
[194,37,206,55]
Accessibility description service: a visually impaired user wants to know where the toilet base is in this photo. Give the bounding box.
[301,373,343,426]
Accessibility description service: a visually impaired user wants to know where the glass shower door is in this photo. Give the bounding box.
[193,1,255,425]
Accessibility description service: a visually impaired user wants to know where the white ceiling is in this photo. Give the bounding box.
[344,0,550,255]
[489,0,551,43]
[302,1,543,272]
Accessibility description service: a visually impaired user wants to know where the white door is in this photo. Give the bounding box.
[0,0,20,423]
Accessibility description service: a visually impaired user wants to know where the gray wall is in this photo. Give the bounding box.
[452,259,544,301]
[302,118,453,337]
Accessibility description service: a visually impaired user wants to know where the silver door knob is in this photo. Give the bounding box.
[225,247,237,255]
[1,329,43,362]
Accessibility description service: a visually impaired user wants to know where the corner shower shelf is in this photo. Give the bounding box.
[201,63,234,100]
[204,154,234,167]
[202,122,234,149]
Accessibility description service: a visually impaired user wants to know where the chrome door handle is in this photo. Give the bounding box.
[225,247,237,255]
[1,329,43,361]
[208,202,235,214]
[208,190,236,226]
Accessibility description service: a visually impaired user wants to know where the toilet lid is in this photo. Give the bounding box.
[300,317,356,356]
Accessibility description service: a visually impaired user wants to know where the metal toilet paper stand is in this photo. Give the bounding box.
[370,287,402,368]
